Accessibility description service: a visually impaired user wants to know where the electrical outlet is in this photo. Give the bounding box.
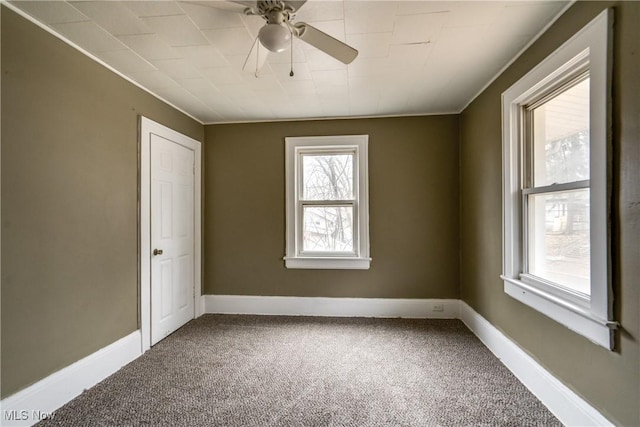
[432,304,445,312]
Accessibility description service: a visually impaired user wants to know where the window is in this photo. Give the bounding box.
[501,9,616,349]
[285,135,370,269]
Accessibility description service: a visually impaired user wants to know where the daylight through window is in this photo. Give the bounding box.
[285,136,370,269]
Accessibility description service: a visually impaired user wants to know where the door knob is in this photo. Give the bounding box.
[153,249,163,256]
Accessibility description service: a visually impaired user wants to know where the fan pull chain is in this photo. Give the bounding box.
[289,29,294,77]
[255,41,260,78]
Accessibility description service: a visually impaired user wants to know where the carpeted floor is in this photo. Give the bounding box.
[38,315,561,426]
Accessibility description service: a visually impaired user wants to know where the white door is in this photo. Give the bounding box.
[150,133,195,345]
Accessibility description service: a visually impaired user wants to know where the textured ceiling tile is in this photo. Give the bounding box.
[347,57,393,78]
[377,92,409,115]
[294,1,344,23]
[305,49,347,72]
[188,103,224,123]
[179,2,245,30]
[312,69,348,87]
[314,84,348,96]
[225,56,275,77]
[240,74,284,92]
[174,45,230,69]
[98,49,156,73]
[117,34,180,61]
[270,62,313,81]
[152,84,218,119]
[344,1,397,35]
[200,67,246,85]
[70,1,151,36]
[10,0,571,122]
[176,78,221,105]
[387,43,433,67]
[151,58,204,80]
[128,70,179,91]
[349,95,380,115]
[10,1,89,24]
[396,2,451,16]
[203,98,246,120]
[123,1,185,18]
[279,79,317,96]
[52,21,127,53]
[141,15,209,47]
[391,12,448,45]
[153,83,199,104]
[445,3,504,29]
[240,14,264,38]
[240,102,276,120]
[201,27,255,56]
[217,83,255,98]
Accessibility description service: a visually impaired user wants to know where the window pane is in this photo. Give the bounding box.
[303,206,353,252]
[532,78,589,186]
[527,189,590,295]
[302,154,353,200]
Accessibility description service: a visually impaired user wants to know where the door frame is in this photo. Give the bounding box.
[139,116,203,353]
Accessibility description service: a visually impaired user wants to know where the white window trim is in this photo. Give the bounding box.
[285,135,371,270]
[501,9,616,349]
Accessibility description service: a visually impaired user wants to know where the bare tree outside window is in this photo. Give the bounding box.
[301,154,354,252]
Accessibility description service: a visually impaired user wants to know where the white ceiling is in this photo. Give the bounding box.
[8,0,569,124]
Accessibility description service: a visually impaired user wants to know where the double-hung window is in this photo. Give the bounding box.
[285,135,370,269]
[501,9,616,349]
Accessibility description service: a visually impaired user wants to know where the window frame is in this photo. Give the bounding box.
[501,9,616,349]
[285,135,371,270]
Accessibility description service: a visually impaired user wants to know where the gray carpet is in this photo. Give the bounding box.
[38,315,560,426]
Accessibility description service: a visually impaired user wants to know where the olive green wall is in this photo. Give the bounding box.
[204,116,460,298]
[4,1,638,424]
[460,2,639,425]
[1,7,202,398]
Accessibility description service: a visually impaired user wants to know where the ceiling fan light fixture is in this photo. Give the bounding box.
[258,23,291,53]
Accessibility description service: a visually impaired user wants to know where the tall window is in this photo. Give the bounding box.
[285,135,370,269]
[523,75,591,299]
[502,9,615,349]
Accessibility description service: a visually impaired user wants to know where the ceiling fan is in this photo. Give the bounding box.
[187,0,358,75]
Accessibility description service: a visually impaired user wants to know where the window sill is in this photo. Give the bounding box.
[502,276,616,349]
[284,257,371,270]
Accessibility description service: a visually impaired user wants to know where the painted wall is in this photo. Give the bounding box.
[204,116,460,299]
[1,7,203,398]
[459,2,639,425]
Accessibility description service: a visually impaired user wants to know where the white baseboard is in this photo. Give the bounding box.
[0,330,142,427]
[458,301,613,427]
[204,294,460,319]
[0,300,613,427]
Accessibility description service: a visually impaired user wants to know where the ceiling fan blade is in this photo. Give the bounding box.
[242,37,270,75]
[293,23,358,65]
[181,1,256,14]
[283,0,307,12]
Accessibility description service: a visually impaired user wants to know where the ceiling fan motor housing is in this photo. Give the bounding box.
[257,0,291,16]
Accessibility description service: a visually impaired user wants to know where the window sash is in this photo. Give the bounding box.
[299,148,357,202]
[297,200,359,257]
[296,147,359,257]
[520,71,592,299]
